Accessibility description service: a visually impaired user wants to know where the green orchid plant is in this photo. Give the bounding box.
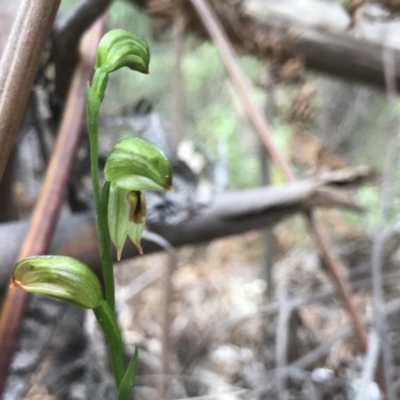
[11,29,172,399]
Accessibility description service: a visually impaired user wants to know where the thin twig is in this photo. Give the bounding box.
[160,251,177,400]
[370,43,400,400]
[117,265,165,309]
[171,12,186,150]
[260,67,275,301]
[160,13,186,400]
[188,0,367,352]
[275,288,292,399]
[0,19,105,395]
[355,330,380,400]
[291,298,400,371]
[182,283,400,373]
[290,329,352,370]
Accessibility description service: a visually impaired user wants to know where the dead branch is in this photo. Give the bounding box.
[130,0,400,89]
[0,19,105,394]
[291,297,400,371]
[160,14,186,399]
[189,0,368,353]
[355,330,380,400]
[160,252,177,400]
[0,173,368,291]
[266,16,400,89]
[0,0,61,184]
[370,43,400,399]
[290,329,352,370]
[275,289,292,399]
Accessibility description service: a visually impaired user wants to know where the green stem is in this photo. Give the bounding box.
[92,69,109,103]
[86,72,115,311]
[93,301,125,387]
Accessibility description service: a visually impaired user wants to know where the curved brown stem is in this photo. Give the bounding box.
[0,18,105,394]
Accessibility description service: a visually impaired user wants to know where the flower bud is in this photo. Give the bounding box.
[105,137,172,257]
[95,29,150,74]
[107,183,130,260]
[107,184,147,258]
[127,191,146,255]
[12,256,103,309]
[104,137,172,192]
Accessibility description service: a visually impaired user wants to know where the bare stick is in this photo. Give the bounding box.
[117,264,165,307]
[291,297,400,370]
[171,13,186,150]
[275,289,292,399]
[355,330,380,400]
[260,68,275,301]
[0,0,61,184]
[160,13,186,400]
[290,329,352,370]
[160,251,177,400]
[370,44,400,399]
[188,0,367,352]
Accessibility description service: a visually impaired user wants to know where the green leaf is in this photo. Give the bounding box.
[95,29,150,75]
[117,346,139,400]
[104,137,172,191]
[12,256,103,309]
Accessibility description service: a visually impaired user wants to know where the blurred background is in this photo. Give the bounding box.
[3,0,400,399]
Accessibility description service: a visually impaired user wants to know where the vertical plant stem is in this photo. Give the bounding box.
[86,79,115,311]
[93,301,125,387]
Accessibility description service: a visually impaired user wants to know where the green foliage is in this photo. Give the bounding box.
[95,29,150,75]
[104,137,172,191]
[12,256,103,309]
[117,347,139,400]
[12,27,171,400]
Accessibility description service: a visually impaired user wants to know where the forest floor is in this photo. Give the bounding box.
[109,210,399,400]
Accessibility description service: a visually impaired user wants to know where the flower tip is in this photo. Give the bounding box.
[168,184,174,192]
[135,242,143,255]
[117,248,123,261]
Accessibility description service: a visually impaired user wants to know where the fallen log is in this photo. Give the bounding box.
[134,0,400,89]
[0,173,369,291]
